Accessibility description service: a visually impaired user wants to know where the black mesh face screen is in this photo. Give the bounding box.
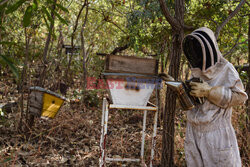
[183,36,203,70]
[195,34,211,69]
[194,31,217,64]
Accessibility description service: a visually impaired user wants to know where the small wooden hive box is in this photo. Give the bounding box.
[103,55,159,106]
[29,87,66,119]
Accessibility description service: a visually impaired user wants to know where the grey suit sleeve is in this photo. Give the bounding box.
[207,80,248,109]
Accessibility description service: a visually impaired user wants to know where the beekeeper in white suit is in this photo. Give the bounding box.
[182,27,248,167]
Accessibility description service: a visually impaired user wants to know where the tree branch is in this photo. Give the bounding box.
[223,18,242,57]
[96,53,108,56]
[110,44,129,55]
[215,0,246,39]
[183,25,195,31]
[235,64,249,71]
[223,40,248,57]
[107,20,127,34]
[65,0,88,83]
[80,0,89,89]
[0,0,9,6]
[158,0,181,30]
[72,2,87,36]
[82,1,89,30]
[71,1,87,49]
[246,1,250,6]
[97,43,129,56]
[101,10,127,34]
[80,0,89,57]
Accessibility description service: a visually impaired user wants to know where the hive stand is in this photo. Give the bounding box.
[99,97,159,167]
[99,55,159,166]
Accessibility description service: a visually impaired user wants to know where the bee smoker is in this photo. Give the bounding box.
[164,78,205,110]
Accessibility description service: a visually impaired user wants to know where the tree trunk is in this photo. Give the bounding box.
[65,1,87,85]
[160,0,184,166]
[247,13,250,132]
[81,35,87,90]
[0,11,4,78]
[244,15,250,162]
[57,26,64,59]
[0,23,2,78]
[30,0,56,129]
[161,29,184,167]
[20,28,30,131]
[81,30,87,90]
[80,0,89,91]
[38,0,57,87]
[246,12,250,131]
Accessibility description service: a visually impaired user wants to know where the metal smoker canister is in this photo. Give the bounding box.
[177,83,195,110]
[165,81,195,111]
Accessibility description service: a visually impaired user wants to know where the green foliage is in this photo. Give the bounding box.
[55,3,69,13]
[73,89,102,108]
[42,10,51,30]
[0,2,7,14]
[0,157,12,164]
[0,41,16,45]
[54,11,68,25]
[0,55,19,79]
[5,0,26,14]
[42,5,54,24]
[126,0,169,54]
[23,5,33,27]
[0,0,247,80]
[239,70,248,84]
[82,90,102,108]
[3,0,68,28]
[32,0,39,10]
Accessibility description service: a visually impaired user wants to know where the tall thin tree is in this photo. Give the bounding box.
[80,0,89,90]
[38,0,57,87]
[158,0,185,166]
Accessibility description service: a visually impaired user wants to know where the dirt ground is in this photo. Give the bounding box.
[0,82,249,167]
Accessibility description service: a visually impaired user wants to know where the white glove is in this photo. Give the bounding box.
[190,81,212,97]
[190,81,233,108]
[189,79,248,108]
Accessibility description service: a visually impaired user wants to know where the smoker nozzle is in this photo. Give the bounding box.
[165,81,183,92]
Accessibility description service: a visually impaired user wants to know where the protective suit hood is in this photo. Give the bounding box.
[183,27,224,81]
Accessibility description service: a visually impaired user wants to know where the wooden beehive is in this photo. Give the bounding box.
[29,87,66,119]
[104,55,159,106]
[105,55,158,75]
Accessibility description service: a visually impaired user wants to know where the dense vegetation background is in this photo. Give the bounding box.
[0,0,249,166]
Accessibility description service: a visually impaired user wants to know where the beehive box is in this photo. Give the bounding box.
[29,87,66,119]
[105,55,158,75]
[104,55,159,106]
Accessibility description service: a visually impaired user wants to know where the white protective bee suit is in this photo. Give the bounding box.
[182,27,248,167]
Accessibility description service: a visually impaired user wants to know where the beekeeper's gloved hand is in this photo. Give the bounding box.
[190,81,237,108]
[190,81,212,97]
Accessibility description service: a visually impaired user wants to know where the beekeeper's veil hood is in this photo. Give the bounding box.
[182,27,224,80]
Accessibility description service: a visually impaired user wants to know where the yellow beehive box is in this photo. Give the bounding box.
[29,87,66,119]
